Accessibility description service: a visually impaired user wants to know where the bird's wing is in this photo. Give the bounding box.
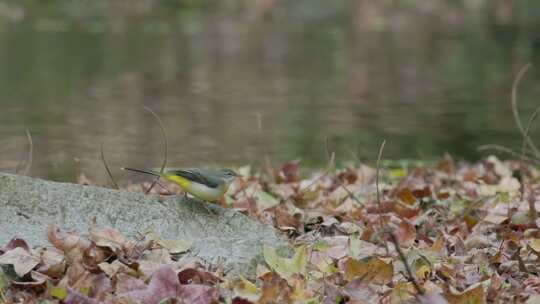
[169,169,220,188]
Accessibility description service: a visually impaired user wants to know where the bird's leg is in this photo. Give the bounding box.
[202,202,214,214]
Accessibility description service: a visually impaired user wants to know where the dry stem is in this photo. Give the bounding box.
[100,143,119,189]
[511,63,540,157]
[22,130,33,176]
[388,232,424,295]
[143,106,168,195]
[375,140,388,254]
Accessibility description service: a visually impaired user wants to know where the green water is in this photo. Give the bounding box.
[1,1,540,182]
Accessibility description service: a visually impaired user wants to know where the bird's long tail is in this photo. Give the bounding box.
[122,167,161,177]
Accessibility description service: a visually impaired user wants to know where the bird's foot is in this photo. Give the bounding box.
[202,202,219,218]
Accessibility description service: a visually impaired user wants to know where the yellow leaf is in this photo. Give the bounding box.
[416,265,431,281]
[238,276,259,294]
[233,275,260,302]
[312,240,329,252]
[79,286,90,296]
[528,239,540,253]
[50,286,67,300]
[390,168,406,179]
[263,245,307,279]
[391,282,415,303]
[430,235,444,252]
[316,258,337,275]
[253,190,279,209]
[344,257,393,285]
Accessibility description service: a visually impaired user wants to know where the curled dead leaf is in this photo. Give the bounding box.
[0,247,40,277]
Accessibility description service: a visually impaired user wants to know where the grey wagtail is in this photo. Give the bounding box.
[122,167,239,202]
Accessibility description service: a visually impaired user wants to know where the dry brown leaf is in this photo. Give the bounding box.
[342,257,393,285]
[89,222,133,252]
[397,188,417,205]
[444,283,485,304]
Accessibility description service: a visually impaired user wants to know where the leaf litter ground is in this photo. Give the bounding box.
[2,155,540,303]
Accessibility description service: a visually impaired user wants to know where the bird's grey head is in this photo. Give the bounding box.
[219,168,239,182]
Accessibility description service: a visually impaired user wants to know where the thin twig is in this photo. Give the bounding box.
[375,140,389,254]
[522,106,540,222]
[143,106,168,195]
[511,63,540,158]
[298,152,335,193]
[325,136,331,161]
[100,143,119,189]
[256,113,274,179]
[21,130,33,176]
[388,232,424,295]
[478,144,540,165]
[155,180,173,195]
[339,183,364,207]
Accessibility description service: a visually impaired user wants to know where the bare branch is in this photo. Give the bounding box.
[143,106,168,195]
[298,152,335,194]
[388,232,424,295]
[521,106,540,221]
[511,63,540,157]
[100,143,119,190]
[478,144,540,166]
[376,140,389,254]
[256,113,274,179]
[22,130,33,176]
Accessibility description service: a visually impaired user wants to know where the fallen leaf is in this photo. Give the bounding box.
[116,273,147,294]
[233,276,260,302]
[391,281,416,303]
[119,266,180,304]
[47,225,91,264]
[289,274,313,302]
[349,236,382,259]
[397,188,417,205]
[178,284,219,304]
[253,189,280,209]
[394,220,416,247]
[444,283,485,304]
[50,286,68,300]
[177,268,222,285]
[2,237,30,252]
[343,257,393,285]
[147,232,192,254]
[258,272,291,304]
[0,247,40,277]
[89,222,132,252]
[276,160,300,183]
[34,247,66,278]
[263,245,307,280]
[420,292,449,304]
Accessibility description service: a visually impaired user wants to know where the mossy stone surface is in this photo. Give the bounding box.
[0,173,288,276]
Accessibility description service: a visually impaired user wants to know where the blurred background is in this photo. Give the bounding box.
[0,0,540,182]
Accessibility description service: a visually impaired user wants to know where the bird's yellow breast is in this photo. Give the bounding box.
[163,174,191,188]
[163,174,227,202]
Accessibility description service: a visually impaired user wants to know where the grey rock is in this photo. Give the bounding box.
[0,173,288,276]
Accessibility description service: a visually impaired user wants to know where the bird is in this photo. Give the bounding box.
[122,167,239,202]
